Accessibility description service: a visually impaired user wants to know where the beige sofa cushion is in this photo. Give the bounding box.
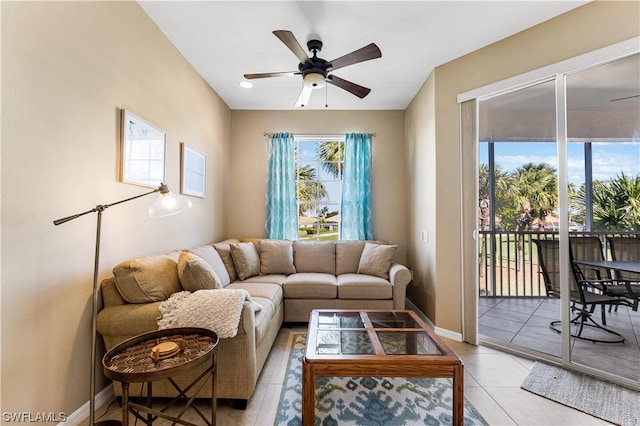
[213,239,240,282]
[337,274,393,299]
[187,245,231,287]
[283,273,337,299]
[230,242,260,280]
[177,251,223,292]
[357,243,397,279]
[335,241,367,275]
[293,241,336,274]
[113,252,181,303]
[259,240,296,275]
[239,275,288,285]
[227,282,283,345]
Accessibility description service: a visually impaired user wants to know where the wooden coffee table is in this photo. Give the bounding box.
[302,309,464,426]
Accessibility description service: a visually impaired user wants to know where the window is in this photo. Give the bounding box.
[295,136,345,241]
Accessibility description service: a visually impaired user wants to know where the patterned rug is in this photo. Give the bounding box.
[521,361,640,426]
[274,332,488,425]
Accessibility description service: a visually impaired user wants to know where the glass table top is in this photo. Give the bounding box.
[309,310,444,357]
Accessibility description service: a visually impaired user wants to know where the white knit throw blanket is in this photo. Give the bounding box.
[158,289,261,338]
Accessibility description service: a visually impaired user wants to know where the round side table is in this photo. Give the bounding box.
[103,327,219,426]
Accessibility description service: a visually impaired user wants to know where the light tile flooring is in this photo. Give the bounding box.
[94,323,615,425]
[479,297,640,383]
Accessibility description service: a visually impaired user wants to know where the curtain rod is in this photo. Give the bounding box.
[263,132,377,138]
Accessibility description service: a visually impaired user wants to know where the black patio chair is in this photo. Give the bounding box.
[570,236,638,312]
[533,238,629,344]
[606,236,640,310]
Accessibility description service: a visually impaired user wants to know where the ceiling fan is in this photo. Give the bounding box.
[244,30,381,107]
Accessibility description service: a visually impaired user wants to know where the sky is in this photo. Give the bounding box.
[480,141,640,186]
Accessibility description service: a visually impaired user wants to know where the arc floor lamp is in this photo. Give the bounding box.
[54,183,192,426]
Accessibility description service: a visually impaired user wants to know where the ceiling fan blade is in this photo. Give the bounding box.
[329,43,381,71]
[273,30,309,63]
[244,71,299,79]
[327,75,371,99]
[609,94,640,102]
[295,85,313,107]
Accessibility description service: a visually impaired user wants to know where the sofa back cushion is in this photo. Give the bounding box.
[259,240,296,275]
[335,241,368,275]
[177,251,223,291]
[293,241,336,274]
[187,245,231,287]
[113,251,181,303]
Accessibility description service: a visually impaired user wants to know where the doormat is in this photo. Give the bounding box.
[521,361,640,426]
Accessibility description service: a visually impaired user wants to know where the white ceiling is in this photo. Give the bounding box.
[138,1,590,110]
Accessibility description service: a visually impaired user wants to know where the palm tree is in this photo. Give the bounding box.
[507,163,558,231]
[296,164,328,216]
[578,173,640,231]
[479,163,510,229]
[567,182,584,224]
[317,140,344,179]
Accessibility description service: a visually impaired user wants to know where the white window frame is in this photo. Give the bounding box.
[295,135,345,241]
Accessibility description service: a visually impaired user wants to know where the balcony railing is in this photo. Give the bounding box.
[478,231,640,297]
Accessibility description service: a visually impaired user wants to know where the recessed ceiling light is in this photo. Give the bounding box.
[240,81,253,89]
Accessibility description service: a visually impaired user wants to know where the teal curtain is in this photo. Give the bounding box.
[340,133,373,240]
[265,132,298,239]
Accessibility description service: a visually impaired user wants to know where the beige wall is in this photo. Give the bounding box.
[229,110,407,264]
[403,73,437,318]
[404,1,640,332]
[1,1,230,418]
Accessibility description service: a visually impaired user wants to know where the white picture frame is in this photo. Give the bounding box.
[181,143,206,198]
[120,110,166,188]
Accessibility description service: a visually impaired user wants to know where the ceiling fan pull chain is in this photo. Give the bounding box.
[325,84,329,108]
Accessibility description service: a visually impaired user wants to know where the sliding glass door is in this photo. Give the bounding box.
[470,51,639,388]
[477,79,561,359]
[564,54,640,382]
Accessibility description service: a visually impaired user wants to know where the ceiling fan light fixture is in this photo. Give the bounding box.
[303,72,326,89]
[240,81,253,89]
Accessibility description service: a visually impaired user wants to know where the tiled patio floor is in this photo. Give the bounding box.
[479,297,640,382]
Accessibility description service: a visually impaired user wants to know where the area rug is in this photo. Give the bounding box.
[521,361,640,426]
[274,332,488,425]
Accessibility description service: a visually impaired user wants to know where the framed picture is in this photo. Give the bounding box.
[120,110,166,188]
[181,143,206,198]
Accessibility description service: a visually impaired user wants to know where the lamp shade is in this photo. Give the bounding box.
[148,189,192,217]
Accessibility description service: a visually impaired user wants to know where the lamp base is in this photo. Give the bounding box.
[91,420,122,426]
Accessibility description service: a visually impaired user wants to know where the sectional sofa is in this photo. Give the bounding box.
[96,238,412,406]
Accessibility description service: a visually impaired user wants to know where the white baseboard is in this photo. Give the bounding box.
[434,327,462,342]
[60,386,114,426]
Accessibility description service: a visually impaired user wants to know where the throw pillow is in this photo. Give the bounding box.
[336,240,389,274]
[177,251,223,291]
[259,239,296,275]
[230,242,260,280]
[213,239,240,282]
[113,253,181,303]
[187,245,231,287]
[357,242,397,279]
